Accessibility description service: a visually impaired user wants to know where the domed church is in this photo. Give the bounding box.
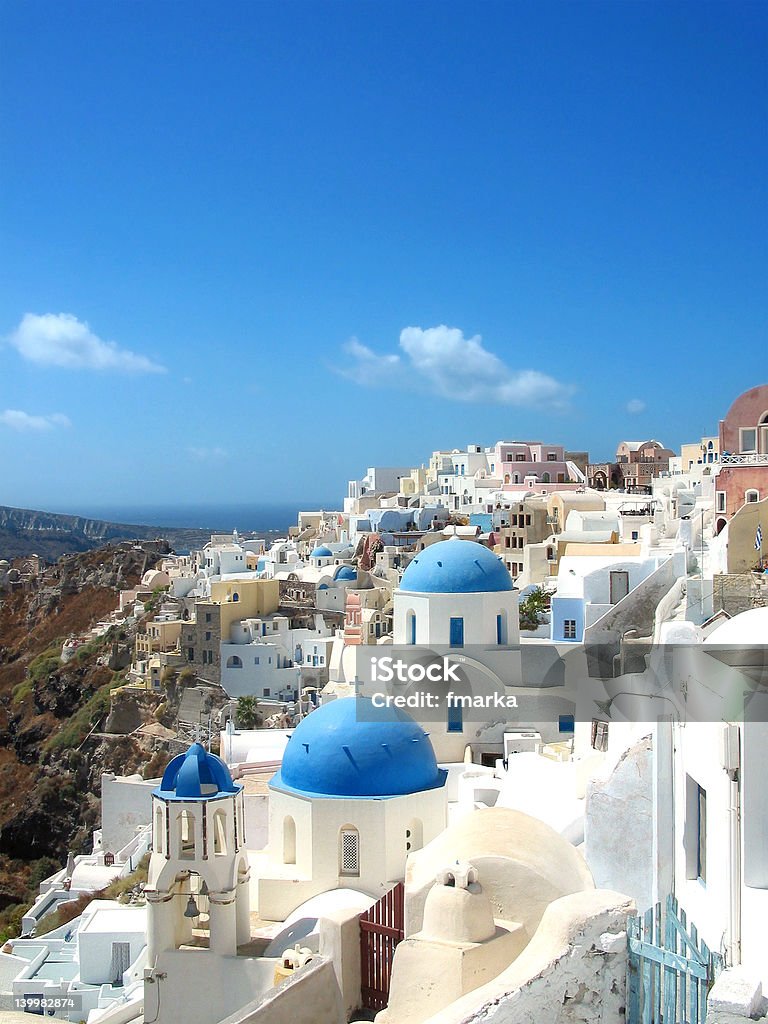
[394,536,520,648]
[251,696,448,921]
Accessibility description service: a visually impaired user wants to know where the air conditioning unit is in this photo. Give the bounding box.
[504,730,542,757]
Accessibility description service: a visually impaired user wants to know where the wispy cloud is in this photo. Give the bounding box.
[339,325,572,409]
[7,313,166,373]
[0,409,72,432]
[188,446,230,462]
[626,398,646,414]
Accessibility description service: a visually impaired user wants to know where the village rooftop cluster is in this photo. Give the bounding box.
[1,383,768,1024]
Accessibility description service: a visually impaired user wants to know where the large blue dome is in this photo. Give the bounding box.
[335,565,357,581]
[155,743,240,801]
[271,697,446,798]
[311,545,333,558]
[399,537,514,594]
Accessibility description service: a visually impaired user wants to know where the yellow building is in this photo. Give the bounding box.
[680,436,719,471]
[209,577,280,638]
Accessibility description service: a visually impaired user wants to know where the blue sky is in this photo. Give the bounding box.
[1,0,766,514]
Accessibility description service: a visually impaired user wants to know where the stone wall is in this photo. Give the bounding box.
[712,575,761,617]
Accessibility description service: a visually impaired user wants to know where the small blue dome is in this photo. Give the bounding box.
[311,545,333,558]
[400,537,514,594]
[155,743,240,800]
[335,565,357,581]
[271,697,446,798]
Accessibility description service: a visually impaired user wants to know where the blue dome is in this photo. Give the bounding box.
[155,743,240,801]
[311,545,333,558]
[335,565,357,581]
[400,537,514,594]
[271,697,446,798]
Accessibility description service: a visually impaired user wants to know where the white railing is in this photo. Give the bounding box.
[721,452,768,466]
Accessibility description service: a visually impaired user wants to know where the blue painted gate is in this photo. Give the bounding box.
[627,895,724,1024]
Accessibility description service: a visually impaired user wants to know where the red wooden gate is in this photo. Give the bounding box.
[359,882,405,1011]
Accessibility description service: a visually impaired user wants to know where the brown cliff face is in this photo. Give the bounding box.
[0,541,173,939]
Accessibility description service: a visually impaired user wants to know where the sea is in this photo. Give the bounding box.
[51,502,339,534]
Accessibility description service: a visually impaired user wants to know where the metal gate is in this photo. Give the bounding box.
[359,882,405,1011]
[627,895,724,1024]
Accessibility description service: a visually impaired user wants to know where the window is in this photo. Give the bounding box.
[407,611,416,645]
[591,719,609,752]
[746,490,760,503]
[447,699,463,733]
[205,631,211,641]
[559,714,575,733]
[740,428,757,453]
[283,816,296,864]
[449,617,464,647]
[716,491,726,513]
[631,530,639,541]
[339,827,359,875]
[516,454,526,462]
[213,809,228,855]
[226,655,243,669]
[405,819,423,853]
[547,452,557,461]
[685,777,707,883]
[154,807,165,855]
[205,612,212,623]
[563,619,577,639]
[187,647,194,662]
[525,515,531,526]
[496,612,506,645]
[178,811,195,859]
[263,687,270,696]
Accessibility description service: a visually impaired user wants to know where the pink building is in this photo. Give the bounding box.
[715,384,768,533]
[488,441,575,487]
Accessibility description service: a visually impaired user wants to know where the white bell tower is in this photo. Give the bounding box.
[145,743,250,970]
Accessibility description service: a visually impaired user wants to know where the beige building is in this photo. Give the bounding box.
[495,497,550,577]
[680,436,720,471]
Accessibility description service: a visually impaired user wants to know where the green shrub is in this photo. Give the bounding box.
[44,684,113,753]
[11,678,34,705]
[519,587,549,630]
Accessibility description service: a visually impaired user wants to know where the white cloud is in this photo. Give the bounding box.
[188,446,229,462]
[0,409,72,432]
[626,398,646,414]
[340,325,571,409]
[7,313,166,373]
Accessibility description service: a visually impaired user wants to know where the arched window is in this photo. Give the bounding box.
[339,826,359,876]
[542,472,551,483]
[406,610,416,645]
[746,490,760,503]
[178,811,195,859]
[154,807,165,855]
[496,611,507,645]
[283,816,296,865]
[226,655,243,669]
[232,592,239,602]
[213,809,228,856]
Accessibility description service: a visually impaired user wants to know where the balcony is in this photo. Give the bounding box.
[721,453,768,467]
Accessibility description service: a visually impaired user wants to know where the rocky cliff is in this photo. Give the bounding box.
[0,504,216,561]
[0,541,181,939]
